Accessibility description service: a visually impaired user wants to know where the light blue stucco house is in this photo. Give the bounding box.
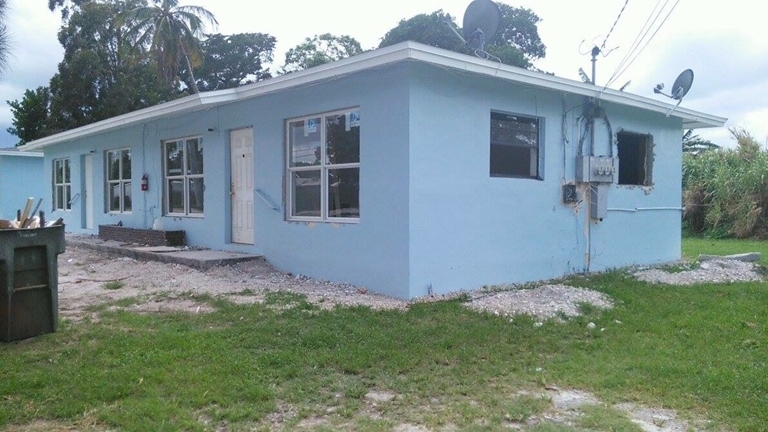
[0,147,44,220]
[20,42,725,299]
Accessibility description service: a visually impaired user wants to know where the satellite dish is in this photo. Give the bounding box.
[652,69,694,117]
[670,69,693,100]
[462,0,501,52]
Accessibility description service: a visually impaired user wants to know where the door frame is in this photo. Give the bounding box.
[230,127,255,244]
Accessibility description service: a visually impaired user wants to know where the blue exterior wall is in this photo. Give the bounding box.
[407,65,584,297]
[40,60,685,299]
[43,65,413,298]
[588,103,683,271]
[0,152,44,220]
[404,64,683,297]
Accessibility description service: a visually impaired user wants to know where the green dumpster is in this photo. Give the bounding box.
[1,225,65,342]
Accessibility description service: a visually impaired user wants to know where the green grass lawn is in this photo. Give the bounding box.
[1,238,766,431]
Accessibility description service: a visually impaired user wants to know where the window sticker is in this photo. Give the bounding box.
[349,111,360,129]
[305,118,318,136]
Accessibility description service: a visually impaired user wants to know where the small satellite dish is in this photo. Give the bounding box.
[462,0,501,52]
[652,69,694,117]
[670,69,693,100]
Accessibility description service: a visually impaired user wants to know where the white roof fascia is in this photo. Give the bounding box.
[0,149,43,157]
[21,90,240,151]
[21,41,725,151]
[405,46,726,129]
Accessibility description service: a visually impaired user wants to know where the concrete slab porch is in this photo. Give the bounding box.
[66,235,261,270]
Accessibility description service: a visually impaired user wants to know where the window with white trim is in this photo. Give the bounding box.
[163,136,204,216]
[286,108,360,221]
[53,158,71,211]
[490,111,543,179]
[106,148,132,213]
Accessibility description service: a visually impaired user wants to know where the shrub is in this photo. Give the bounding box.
[683,127,768,238]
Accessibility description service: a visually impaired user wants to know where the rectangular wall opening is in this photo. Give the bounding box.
[617,131,653,186]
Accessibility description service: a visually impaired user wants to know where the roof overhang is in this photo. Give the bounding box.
[20,41,726,151]
[0,148,43,157]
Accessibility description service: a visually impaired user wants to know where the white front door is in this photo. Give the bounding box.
[230,128,254,244]
[84,154,94,230]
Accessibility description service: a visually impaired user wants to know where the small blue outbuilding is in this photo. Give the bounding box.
[0,147,44,220]
[20,42,726,299]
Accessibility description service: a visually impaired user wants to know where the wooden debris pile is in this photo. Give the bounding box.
[0,197,63,230]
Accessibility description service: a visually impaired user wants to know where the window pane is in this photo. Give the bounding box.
[165,141,183,176]
[490,145,537,178]
[55,161,63,183]
[491,112,538,147]
[168,179,184,213]
[291,170,321,217]
[109,183,120,212]
[65,185,72,210]
[328,168,359,218]
[124,181,132,212]
[186,138,204,175]
[56,186,63,210]
[490,112,540,178]
[289,118,321,167]
[188,178,204,214]
[107,151,120,181]
[122,150,132,179]
[64,159,70,182]
[326,111,360,165]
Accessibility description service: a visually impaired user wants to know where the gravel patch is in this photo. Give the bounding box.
[634,259,763,285]
[465,284,614,319]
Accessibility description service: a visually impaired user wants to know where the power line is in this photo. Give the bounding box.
[605,0,666,86]
[607,0,680,88]
[601,0,630,50]
[602,0,681,90]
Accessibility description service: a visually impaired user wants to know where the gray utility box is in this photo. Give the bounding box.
[1,225,65,342]
[576,156,618,183]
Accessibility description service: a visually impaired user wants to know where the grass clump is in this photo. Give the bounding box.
[102,280,124,290]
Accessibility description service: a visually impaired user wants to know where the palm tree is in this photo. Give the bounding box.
[120,0,217,94]
[0,0,10,78]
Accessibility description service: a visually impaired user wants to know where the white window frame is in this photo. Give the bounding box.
[105,148,132,213]
[490,110,544,180]
[163,136,204,217]
[285,108,360,223]
[53,158,71,211]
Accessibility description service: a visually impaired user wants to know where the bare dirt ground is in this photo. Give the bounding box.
[55,243,758,431]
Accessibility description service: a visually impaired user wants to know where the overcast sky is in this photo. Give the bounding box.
[1,0,766,148]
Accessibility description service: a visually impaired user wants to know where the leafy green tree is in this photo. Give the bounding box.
[379,11,464,53]
[119,0,217,93]
[47,0,175,132]
[682,129,719,154]
[48,0,90,20]
[6,87,52,146]
[193,32,276,91]
[491,4,545,63]
[281,33,364,73]
[8,0,176,140]
[379,4,546,69]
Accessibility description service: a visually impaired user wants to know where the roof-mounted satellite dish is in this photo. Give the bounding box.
[653,69,694,116]
[462,0,501,52]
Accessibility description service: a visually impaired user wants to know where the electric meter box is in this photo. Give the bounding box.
[576,156,618,183]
